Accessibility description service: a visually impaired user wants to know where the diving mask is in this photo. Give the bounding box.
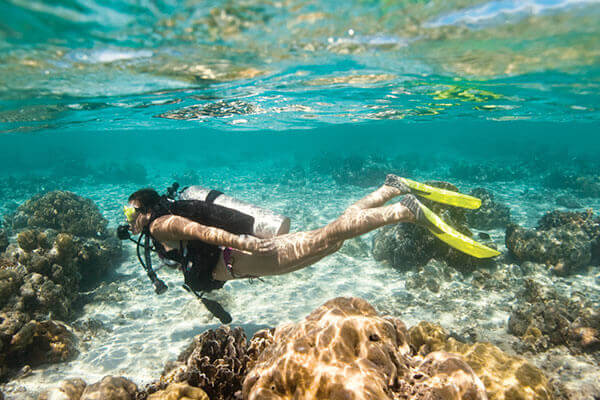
[123,205,138,224]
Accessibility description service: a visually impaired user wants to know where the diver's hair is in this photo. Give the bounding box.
[128,188,160,213]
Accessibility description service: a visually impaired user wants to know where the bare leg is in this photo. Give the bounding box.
[213,182,414,281]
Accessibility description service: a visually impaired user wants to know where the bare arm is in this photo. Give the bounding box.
[149,215,274,253]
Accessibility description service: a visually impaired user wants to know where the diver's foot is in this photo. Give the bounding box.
[399,194,437,232]
[384,174,410,194]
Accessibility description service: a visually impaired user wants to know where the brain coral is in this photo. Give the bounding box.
[243,297,487,400]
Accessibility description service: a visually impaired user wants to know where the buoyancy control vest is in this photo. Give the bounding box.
[147,194,256,292]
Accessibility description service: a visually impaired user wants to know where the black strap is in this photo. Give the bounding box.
[205,190,223,204]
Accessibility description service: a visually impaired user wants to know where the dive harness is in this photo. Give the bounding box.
[117,184,232,324]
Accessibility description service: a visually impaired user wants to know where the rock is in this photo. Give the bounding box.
[7,320,78,368]
[0,227,7,253]
[555,194,581,209]
[373,181,497,272]
[141,325,250,400]
[147,383,209,400]
[508,278,600,354]
[80,376,137,400]
[409,321,553,400]
[38,378,87,400]
[465,188,511,229]
[9,191,108,238]
[243,297,487,399]
[506,210,600,274]
[449,161,528,182]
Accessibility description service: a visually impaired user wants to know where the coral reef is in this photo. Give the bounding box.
[372,181,497,272]
[506,210,600,275]
[39,376,137,400]
[449,161,529,182]
[146,383,209,400]
[140,326,250,400]
[465,188,511,230]
[9,191,108,238]
[544,170,600,198]
[0,193,122,381]
[555,194,581,209]
[508,278,600,354]
[243,297,487,399]
[38,378,87,400]
[0,224,7,254]
[409,321,553,400]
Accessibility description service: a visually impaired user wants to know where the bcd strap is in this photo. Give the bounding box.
[205,190,223,204]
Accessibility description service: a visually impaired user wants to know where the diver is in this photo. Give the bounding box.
[118,175,499,322]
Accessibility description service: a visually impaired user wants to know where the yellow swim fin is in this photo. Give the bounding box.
[402,195,500,259]
[392,176,482,209]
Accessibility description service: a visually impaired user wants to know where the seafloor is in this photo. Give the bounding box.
[0,149,599,399]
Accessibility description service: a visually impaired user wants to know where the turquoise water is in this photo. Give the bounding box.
[1,0,600,398]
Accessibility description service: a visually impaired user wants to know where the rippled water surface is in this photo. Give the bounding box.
[1,0,600,398]
[1,0,599,132]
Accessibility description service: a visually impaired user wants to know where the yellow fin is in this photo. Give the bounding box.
[401,177,481,209]
[420,202,500,258]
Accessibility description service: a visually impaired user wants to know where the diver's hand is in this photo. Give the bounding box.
[238,235,278,255]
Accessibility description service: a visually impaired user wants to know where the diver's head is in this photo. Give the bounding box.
[125,188,160,234]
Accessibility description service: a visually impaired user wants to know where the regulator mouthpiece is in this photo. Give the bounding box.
[117,225,131,240]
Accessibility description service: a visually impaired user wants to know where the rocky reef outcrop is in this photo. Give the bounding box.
[243,297,488,399]
[139,325,250,400]
[0,191,122,381]
[506,210,600,275]
[409,321,553,400]
[465,188,511,230]
[43,297,555,400]
[39,376,137,400]
[372,181,498,272]
[508,278,600,354]
[8,191,108,238]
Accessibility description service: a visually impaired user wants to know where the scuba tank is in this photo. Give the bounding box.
[178,185,291,238]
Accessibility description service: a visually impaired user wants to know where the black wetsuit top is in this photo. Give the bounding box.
[148,196,255,292]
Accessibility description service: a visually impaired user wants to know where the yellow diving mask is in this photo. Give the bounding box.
[123,205,138,224]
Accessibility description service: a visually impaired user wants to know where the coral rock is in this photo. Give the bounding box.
[509,279,600,354]
[141,325,250,400]
[506,210,600,274]
[80,376,137,400]
[409,321,553,400]
[9,191,108,238]
[38,378,87,400]
[465,188,511,230]
[243,297,487,400]
[147,383,209,400]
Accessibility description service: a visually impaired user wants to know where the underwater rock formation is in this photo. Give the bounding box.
[0,192,121,381]
[140,325,250,400]
[508,278,600,354]
[505,210,600,275]
[372,181,497,271]
[409,321,553,400]
[146,383,209,400]
[0,225,7,253]
[8,191,108,238]
[449,161,529,183]
[40,376,138,400]
[465,188,511,230]
[243,297,487,399]
[38,378,87,400]
[309,155,398,188]
[544,170,600,198]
